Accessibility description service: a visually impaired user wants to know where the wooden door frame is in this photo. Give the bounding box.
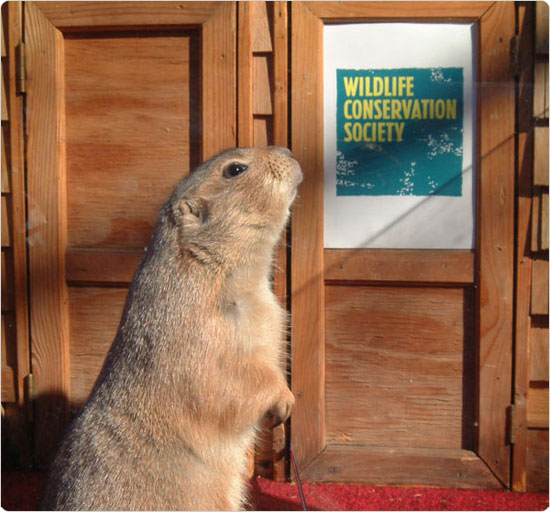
[25,1,236,466]
[290,1,515,487]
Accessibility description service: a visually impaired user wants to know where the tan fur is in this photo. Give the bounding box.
[40,147,301,511]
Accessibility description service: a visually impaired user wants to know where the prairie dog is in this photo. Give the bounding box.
[41,146,302,511]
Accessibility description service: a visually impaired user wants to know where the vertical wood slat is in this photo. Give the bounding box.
[534,126,549,186]
[477,2,516,487]
[272,1,288,148]
[271,1,288,482]
[25,2,71,466]
[513,2,535,492]
[291,1,325,470]
[238,2,254,147]
[6,1,30,419]
[202,2,236,159]
[534,60,549,120]
[531,257,549,315]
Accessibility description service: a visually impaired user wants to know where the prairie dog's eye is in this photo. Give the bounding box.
[223,163,248,179]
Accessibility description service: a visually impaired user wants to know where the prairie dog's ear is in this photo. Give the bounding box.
[175,197,209,228]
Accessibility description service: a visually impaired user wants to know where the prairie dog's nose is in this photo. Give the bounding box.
[268,146,293,158]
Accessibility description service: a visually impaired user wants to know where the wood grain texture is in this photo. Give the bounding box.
[202,2,236,159]
[526,388,549,428]
[534,126,549,186]
[1,250,13,311]
[1,125,10,193]
[526,428,549,492]
[65,30,198,249]
[302,445,502,489]
[530,323,549,383]
[237,2,254,147]
[66,250,142,285]
[325,249,474,284]
[1,364,16,402]
[26,2,71,466]
[252,1,272,53]
[5,1,29,415]
[534,60,549,119]
[253,55,272,116]
[325,285,475,450]
[30,2,226,29]
[536,1,549,55]
[531,257,549,315]
[1,195,10,247]
[513,4,535,491]
[301,1,494,21]
[272,2,288,148]
[477,1,515,487]
[68,287,128,407]
[290,1,325,470]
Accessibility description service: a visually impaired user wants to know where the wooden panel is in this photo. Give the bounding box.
[512,6,535,491]
[253,117,272,147]
[302,446,502,489]
[477,2,516,487]
[541,192,549,251]
[253,55,272,115]
[30,2,229,29]
[1,68,8,121]
[65,31,199,250]
[526,429,549,492]
[534,126,549,186]
[531,190,541,252]
[237,2,254,147]
[26,2,71,465]
[1,250,13,311]
[534,60,549,119]
[69,287,128,407]
[530,322,549,382]
[6,1,30,415]
[1,364,16,402]
[303,2,494,21]
[325,285,475,450]
[291,1,325,470]
[325,249,474,284]
[531,257,549,316]
[66,250,142,285]
[536,1,549,55]
[1,194,10,247]
[252,1,272,52]
[527,388,549,428]
[1,124,10,193]
[201,2,236,159]
[272,1,288,148]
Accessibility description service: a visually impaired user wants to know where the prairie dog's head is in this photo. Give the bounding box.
[167,147,302,266]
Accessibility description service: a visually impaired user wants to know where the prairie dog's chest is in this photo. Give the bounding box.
[225,280,285,344]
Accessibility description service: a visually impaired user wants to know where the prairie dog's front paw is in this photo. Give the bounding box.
[269,387,295,428]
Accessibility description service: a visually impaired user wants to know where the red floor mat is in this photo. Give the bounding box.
[253,477,549,511]
[1,471,548,511]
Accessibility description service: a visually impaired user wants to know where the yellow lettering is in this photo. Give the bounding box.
[343,76,359,97]
[446,99,457,119]
[344,122,353,142]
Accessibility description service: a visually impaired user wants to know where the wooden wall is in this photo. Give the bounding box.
[0,1,548,491]
[1,1,31,466]
[236,2,290,480]
[513,1,549,493]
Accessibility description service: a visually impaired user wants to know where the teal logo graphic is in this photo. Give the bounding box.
[336,68,464,196]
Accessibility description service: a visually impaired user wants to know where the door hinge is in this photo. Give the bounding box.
[510,34,520,77]
[16,42,26,95]
[506,404,515,445]
[23,373,35,421]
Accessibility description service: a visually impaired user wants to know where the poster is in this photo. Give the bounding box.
[324,24,476,249]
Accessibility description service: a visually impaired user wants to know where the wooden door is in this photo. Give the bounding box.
[25,1,236,466]
[290,2,515,489]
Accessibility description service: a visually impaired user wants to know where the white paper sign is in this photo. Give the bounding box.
[324,23,476,249]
